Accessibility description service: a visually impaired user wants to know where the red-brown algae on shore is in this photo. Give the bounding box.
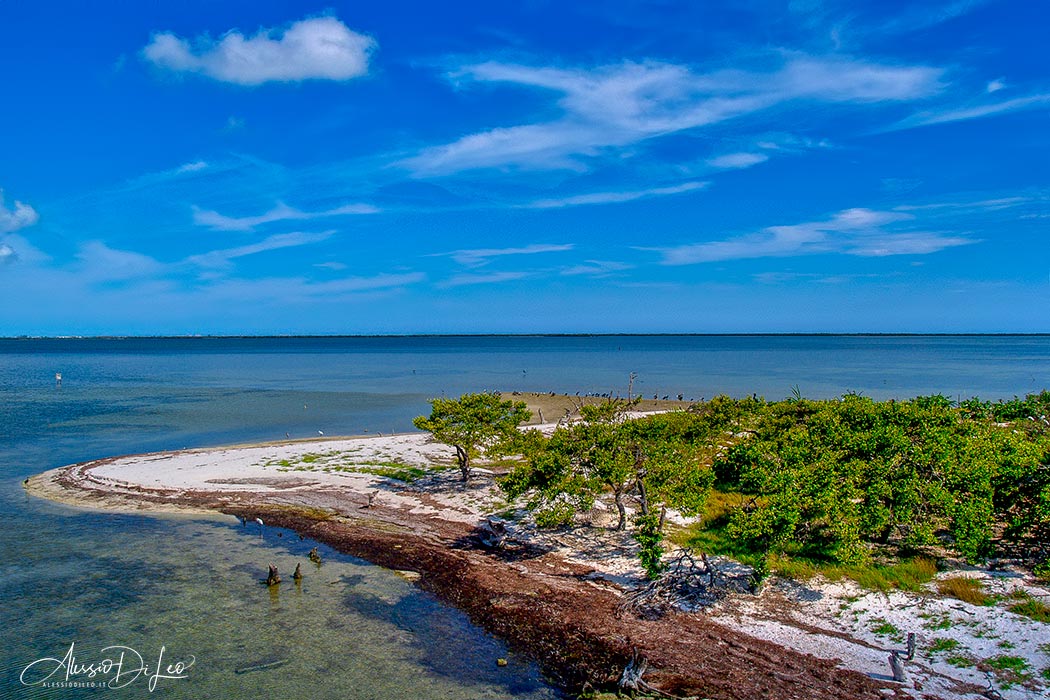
[25,433,1047,699]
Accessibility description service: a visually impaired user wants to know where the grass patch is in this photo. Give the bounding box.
[871,619,901,637]
[769,554,820,580]
[1041,667,1050,681]
[1008,595,1050,623]
[853,567,893,592]
[816,557,938,592]
[349,465,428,482]
[983,655,1031,685]
[946,654,975,668]
[884,557,938,591]
[937,576,990,606]
[929,638,960,654]
[985,655,1030,671]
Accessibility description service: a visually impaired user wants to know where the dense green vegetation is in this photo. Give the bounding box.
[414,392,530,482]
[499,391,1050,578]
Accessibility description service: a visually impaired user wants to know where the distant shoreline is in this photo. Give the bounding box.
[4,332,1050,340]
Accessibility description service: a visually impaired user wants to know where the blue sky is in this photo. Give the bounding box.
[1,0,1047,335]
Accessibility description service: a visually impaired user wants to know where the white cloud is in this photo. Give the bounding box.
[193,201,378,231]
[176,160,208,173]
[0,191,39,233]
[877,0,991,34]
[894,196,1031,212]
[525,181,707,209]
[75,241,165,281]
[660,207,972,264]
[199,272,426,305]
[439,271,530,288]
[302,272,424,295]
[187,231,333,268]
[0,243,16,265]
[892,93,1050,130]
[848,232,972,257]
[143,16,375,85]
[401,55,941,175]
[986,78,1006,93]
[560,260,632,276]
[439,243,574,267]
[774,57,942,102]
[707,152,769,169]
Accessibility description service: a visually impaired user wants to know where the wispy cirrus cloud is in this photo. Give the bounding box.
[438,271,530,288]
[75,241,166,281]
[0,191,39,233]
[875,0,991,34]
[524,181,707,209]
[143,16,376,85]
[660,207,973,264]
[193,201,379,231]
[894,196,1032,212]
[187,231,334,268]
[706,152,769,169]
[438,243,574,267]
[220,272,425,298]
[400,55,942,175]
[560,260,632,276]
[891,92,1050,130]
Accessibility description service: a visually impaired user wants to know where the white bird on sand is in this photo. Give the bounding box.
[317,430,324,436]
[254,517,264,527]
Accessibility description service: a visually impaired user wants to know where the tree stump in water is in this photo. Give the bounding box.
[266,564,281,587]
[308,547,322,564]
[292,563,303,581]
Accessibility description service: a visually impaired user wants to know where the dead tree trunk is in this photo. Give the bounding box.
[479,518,508,549]
[454,444,470,482]
[618,649,649,692]
[889,651,908,683]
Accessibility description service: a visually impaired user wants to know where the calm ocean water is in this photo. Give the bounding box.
[2,335,1049,697]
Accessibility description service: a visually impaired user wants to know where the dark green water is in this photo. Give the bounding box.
[3,335,1049,697]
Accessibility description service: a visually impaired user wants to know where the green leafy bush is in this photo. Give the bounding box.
[497,390,1050,575]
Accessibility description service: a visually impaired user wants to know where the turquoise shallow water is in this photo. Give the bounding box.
[2,335,1049,697]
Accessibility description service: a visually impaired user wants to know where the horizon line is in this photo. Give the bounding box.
[3,332,1050,340]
